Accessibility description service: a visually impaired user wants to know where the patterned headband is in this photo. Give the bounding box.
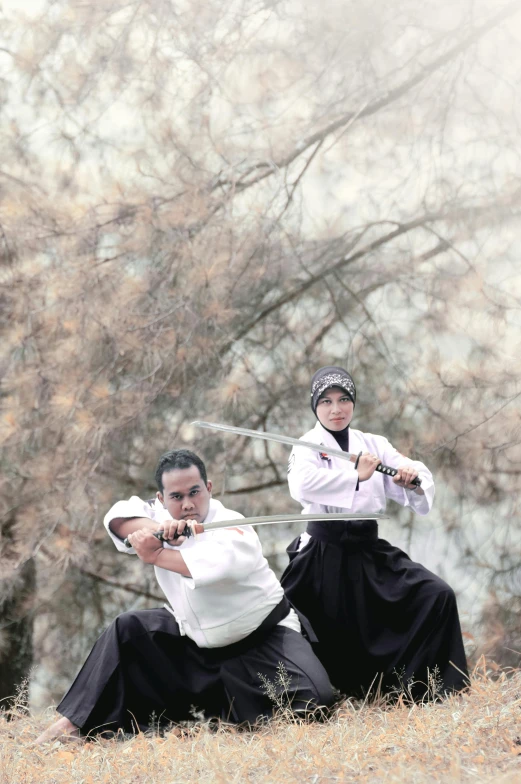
[310,367,356,413]
[311,372,356,400]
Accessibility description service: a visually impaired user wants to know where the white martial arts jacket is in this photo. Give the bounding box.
[104,497,300,648]
[288,422,435,527]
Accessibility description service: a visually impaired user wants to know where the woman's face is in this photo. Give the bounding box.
[316,386,354,431]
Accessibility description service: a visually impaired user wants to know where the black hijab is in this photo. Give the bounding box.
[310,366,356,452]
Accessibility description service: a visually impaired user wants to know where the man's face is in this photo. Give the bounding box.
[157,465,212,523]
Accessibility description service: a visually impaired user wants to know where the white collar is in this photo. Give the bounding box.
[312,420,347,449]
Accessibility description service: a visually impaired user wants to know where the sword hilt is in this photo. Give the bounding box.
[375,463,421,486]
[123,529,193,548]
[353,451,421,486]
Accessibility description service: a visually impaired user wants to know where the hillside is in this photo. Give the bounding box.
[1,664,520,783]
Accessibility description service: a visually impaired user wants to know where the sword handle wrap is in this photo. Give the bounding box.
[123,528,193,548]
[376,463,421,486]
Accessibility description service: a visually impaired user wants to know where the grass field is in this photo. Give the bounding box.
[1,662,520,783]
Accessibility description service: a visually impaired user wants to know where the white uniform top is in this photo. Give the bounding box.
[287,422,435,548]
[104,496,300,648]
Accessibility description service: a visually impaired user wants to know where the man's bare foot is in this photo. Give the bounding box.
[35,716,81,745]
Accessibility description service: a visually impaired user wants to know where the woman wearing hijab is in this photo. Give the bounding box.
[281,366,468,702]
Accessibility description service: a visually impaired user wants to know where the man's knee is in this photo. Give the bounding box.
[113,610,147,642]
[280,631,335,710]
[301,664,335,710]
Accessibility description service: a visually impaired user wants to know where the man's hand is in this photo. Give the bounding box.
[126,529,165,564]
[356,453,382,482]
[127,528,192,576]
[393,465,424,494]
[158,518,193,546]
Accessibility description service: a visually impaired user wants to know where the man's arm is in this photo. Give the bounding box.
[126,529,191,577]
[103,497,165,552]
[109,516,158,541]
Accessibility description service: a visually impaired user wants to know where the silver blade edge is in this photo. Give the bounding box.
[203,511,386,532]
[192,420,357,463]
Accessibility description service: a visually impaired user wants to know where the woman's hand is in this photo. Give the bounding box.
[392,465,423,492]
[356,453,382,482]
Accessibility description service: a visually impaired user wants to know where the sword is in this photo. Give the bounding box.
[123,512,386,546]
[192,420,422,486]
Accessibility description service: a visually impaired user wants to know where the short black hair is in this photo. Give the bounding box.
[154,449,208,493]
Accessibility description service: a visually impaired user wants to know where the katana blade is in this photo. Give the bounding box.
[193,420,358,462]
[202,511,385,532]
[191,420,421,486]
[124,512,386,546]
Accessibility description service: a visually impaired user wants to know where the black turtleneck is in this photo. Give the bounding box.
[323,424,359,490]
[324,424,350,452]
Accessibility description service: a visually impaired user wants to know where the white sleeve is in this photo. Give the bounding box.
[180,524,263,589]
[287,444,359,509]
[378,438,435,515]
[103,495,159,554]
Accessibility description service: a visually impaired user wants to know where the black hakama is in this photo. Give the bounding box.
[57,601,334,736]
[281,520,469,701]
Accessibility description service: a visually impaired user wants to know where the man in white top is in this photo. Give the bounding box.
[37,449,333,742]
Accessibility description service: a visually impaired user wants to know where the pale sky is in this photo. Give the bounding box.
[2,0,46,14]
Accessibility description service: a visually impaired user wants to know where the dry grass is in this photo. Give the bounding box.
[1,663,520,784]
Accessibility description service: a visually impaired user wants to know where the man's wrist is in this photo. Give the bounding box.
[149,547,165,566]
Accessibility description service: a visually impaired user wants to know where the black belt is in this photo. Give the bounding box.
[306,519,378,547]
[255,596,291,635]
[208,597,291,659]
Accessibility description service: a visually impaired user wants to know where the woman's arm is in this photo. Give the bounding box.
[378,437,434,514]
[288,445,359,507]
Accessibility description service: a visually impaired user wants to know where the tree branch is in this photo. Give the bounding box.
[79,567,163,602]
[212,1,521,195]
[223,479,285,495]
[219,194,520,354]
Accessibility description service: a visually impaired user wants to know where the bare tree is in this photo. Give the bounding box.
[1,0,521,705]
